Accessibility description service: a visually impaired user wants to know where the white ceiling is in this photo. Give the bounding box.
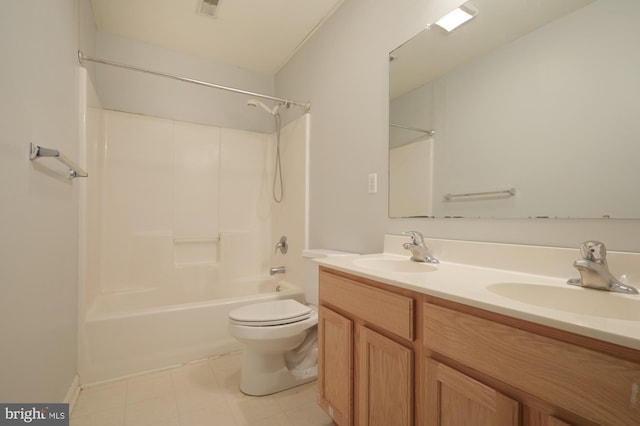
[90,0,344,75]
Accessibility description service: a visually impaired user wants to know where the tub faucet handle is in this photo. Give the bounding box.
[275,236,288,254]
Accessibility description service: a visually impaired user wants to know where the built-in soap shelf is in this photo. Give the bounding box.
[173,236,218,267]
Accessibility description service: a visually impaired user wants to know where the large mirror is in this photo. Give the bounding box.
[389,0,640,218]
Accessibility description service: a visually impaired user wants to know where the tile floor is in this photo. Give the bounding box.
[71,352,334,426]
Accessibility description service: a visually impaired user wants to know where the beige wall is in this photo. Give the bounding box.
[276,0,640,253]
[0,0,79,401]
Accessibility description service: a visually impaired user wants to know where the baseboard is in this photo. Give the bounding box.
[63,374,80,413]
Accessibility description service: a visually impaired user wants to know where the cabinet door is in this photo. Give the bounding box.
[318,306,353,425]
[358,326,413,426]
[424,357,520,426]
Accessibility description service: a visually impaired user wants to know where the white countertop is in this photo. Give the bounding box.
[316,236,640,351]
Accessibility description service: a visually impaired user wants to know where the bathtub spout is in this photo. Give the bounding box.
[270,266,286,276]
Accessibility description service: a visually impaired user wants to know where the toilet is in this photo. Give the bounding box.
[228,249,354,396]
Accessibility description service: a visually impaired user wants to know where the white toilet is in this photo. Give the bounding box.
[228,249,353,396]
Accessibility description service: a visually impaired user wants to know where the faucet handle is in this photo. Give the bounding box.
[275,235,288,254]
[579,240,607,263]
[403,231,425,246]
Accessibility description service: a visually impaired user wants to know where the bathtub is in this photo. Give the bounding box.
[78,278,303,384]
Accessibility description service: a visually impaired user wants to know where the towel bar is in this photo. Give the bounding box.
[29,143,88,179]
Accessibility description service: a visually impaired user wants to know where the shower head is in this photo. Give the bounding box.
[246,98,282,115]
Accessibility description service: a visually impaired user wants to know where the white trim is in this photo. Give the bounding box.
[79,352,242,389]
[64,374,81,413]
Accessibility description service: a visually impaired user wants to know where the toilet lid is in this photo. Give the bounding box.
[229,299,312,326]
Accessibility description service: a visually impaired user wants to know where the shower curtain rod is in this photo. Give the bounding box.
[78,50,311,111]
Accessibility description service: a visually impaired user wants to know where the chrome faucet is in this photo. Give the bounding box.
[270,266,286,276]
[402,231,439,264]
[567,241,638,294]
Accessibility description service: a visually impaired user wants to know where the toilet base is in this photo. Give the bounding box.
[239,348,317,396]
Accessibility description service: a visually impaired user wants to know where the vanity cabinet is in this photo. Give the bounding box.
[318,267,420,426]
[422,298,640,426]
[318,265,640,425]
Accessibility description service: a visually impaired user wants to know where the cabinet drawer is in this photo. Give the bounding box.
[423,302,640,426]
[320,269,414,340]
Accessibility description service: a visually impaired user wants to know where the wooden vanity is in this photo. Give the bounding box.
[317,266,640,426]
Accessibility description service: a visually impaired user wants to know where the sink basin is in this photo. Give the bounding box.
[487,283,640,320]
[353,257,437,274]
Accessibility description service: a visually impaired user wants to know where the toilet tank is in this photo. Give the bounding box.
[302,249,356,306]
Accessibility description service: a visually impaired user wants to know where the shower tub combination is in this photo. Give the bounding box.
[77,64,311,385]
[79,277,303,384]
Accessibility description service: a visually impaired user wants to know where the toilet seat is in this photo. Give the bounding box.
[229,299,312,327]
